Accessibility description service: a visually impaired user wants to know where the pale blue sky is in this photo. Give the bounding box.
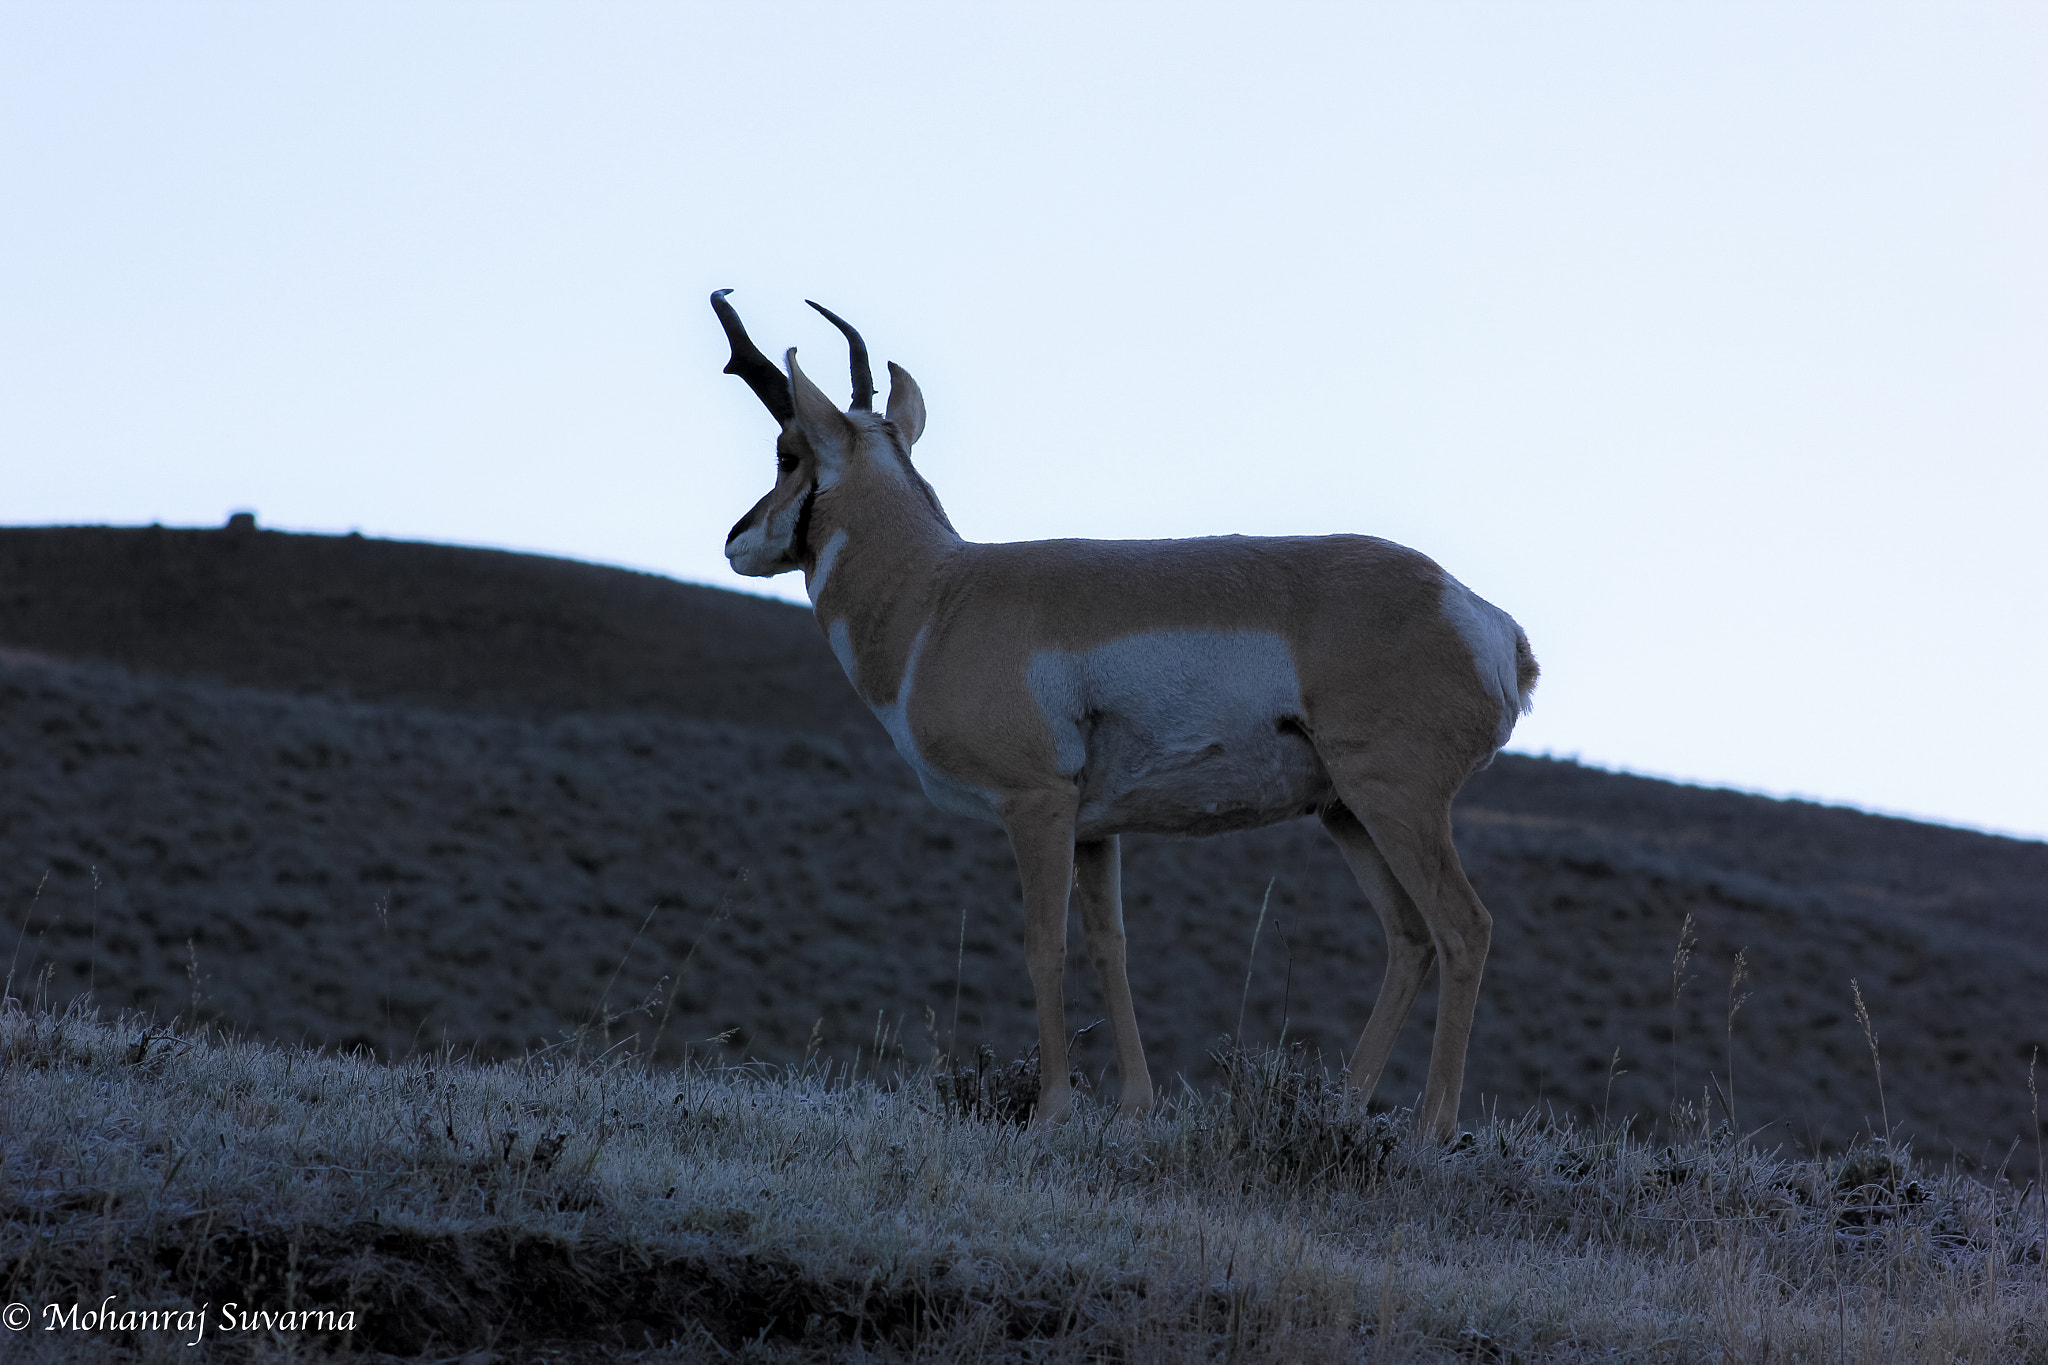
[4,3,2044,838]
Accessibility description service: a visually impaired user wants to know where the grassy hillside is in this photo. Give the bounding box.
[0,523,866,731]
[4,1001,2044,1363]
[2,524,2046,1158]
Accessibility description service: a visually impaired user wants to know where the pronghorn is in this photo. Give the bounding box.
[711,291,1537,1138]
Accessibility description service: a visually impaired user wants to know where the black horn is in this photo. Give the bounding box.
[710,289,794,423]
[805,299,875,411]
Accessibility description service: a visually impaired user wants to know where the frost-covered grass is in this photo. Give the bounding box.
[3,999,2046,1362]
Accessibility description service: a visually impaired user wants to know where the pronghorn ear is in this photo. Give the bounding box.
[885,362,926,448]
[786,349,852,469]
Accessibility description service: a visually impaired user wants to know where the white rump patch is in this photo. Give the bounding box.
[1026,630,1329,838]
[1439,577,1526,750]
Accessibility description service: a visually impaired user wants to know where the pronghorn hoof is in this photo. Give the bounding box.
[1029,1096,1074,1130]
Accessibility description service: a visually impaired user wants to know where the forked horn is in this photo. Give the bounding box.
[710,289,794,423]
[805,300,874,412]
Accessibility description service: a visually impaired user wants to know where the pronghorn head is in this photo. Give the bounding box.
[713,290,933,578]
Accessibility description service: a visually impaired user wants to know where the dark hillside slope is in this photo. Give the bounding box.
[0,523,868,731]
[2,525,2044,1157]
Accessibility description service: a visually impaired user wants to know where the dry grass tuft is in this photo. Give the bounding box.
[4,999,2046,1362]
[932,1043,1043,1129]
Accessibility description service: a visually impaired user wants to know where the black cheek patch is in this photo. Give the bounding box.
[789,482,817,562]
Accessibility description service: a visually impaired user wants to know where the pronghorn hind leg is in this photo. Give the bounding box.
[1328,775,1493,1141]
[1073,835,1154,1118]
[1318,802,1436,1109]
[1001,793,1081,1128]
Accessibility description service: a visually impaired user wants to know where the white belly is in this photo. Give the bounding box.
[1027,630,1331,839]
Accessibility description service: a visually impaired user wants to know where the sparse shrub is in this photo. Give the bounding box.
[1212,1040,1401,1189]
[933,1043,1042,1126]
[932,1042,1090,1128]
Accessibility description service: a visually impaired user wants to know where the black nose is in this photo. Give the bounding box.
[726,512,754,544]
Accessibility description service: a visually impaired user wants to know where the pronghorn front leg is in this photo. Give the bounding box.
[1002,792,1081,1128]
[1074,836,1155,1118]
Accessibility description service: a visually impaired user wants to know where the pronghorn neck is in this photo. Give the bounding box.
[802,451,960,708]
